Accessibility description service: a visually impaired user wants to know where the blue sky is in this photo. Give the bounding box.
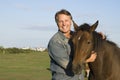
[0,0,120,48]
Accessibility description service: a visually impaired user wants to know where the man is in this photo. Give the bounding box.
[48,9,97,80]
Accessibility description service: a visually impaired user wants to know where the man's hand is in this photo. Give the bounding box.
[98,32,106,39]
[85,51,97,63]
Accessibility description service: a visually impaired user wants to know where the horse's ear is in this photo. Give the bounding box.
[73,20,79,31]
[90,20,99,32]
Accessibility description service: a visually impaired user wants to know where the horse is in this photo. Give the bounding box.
[71,21,120,80]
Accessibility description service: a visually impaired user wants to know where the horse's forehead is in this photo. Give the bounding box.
[83,31,91,38]
[73,30,91,41]
[78,31,91,39]
[77,30,83,35]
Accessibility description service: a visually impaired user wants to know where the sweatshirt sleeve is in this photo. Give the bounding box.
[48,39,70,69]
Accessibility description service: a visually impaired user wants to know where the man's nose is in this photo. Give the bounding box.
[62,21,66,25]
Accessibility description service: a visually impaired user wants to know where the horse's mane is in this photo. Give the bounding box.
[77,23,90,31]
[107,40,118,47]
[92,30,120,53]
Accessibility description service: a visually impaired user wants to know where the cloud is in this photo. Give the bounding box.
[21,25,57,31]
[15,3,31,11]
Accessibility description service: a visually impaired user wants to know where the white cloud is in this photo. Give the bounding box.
[21,25,57,31]
[15,3,31,11]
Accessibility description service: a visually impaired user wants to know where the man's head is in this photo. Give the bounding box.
[55,9,73,34]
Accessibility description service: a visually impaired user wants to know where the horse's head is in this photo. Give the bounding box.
[72,21,98,74]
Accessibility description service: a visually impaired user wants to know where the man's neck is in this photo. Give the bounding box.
[64,31,71,39]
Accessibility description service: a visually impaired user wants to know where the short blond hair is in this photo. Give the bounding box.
[55,9,73,23]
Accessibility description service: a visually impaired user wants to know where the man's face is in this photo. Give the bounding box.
[57,14,72,33]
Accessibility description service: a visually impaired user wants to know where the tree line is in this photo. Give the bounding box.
[0,46,48,54]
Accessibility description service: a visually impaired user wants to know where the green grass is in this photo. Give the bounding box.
[0,52,51,80]
[0,51,88,80]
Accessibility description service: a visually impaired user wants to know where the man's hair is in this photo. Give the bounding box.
[55,9,73,23]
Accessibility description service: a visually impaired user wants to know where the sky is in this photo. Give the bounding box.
[0,0,120,48]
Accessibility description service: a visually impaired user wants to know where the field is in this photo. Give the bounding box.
[0,51,88,80]
[0,52,51,80]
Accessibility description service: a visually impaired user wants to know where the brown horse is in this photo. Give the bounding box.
[71,21,120,80]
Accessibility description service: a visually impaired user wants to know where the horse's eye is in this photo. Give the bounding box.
[87,41,91,44]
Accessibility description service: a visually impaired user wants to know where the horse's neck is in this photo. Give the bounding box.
[90,40,120,79]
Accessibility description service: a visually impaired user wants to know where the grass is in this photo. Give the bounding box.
[0,51,88,80]
[0,52,51,80]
